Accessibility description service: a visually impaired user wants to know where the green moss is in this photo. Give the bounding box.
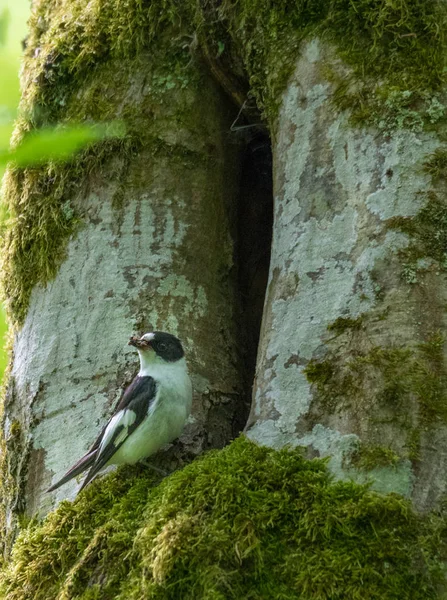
[8,420,21,438]
[327,315,364,335]
[1,164,80,322]
[3,0,447,324]
[0,135,140,323]
[414,334,447,423]
[406,428,422,463]
[1,437,446,599]
[387,192,447,273]
[0,412,26,559]
[1,44,208,325]
[304,355,359,414]
[304,359,334,387]
[361,336,447,426]
[221,0,447,125]
[323,0,447,130]
[350,443,402,471]
[424,147,447,180]
[20,0,447,127]
[332,85,446,133]
[305,333,447,464]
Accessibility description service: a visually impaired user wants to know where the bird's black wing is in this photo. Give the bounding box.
[46,448,98,492]
[46,375,157,493]
[78,375,158,491]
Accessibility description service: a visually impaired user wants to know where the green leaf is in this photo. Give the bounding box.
[0,122,126,167]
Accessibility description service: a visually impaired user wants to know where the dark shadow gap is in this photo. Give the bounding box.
[201,50,273,437]
[235,131,273,431]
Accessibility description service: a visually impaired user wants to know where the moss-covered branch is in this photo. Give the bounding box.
[1,437,445,599]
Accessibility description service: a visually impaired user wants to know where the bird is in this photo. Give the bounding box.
[47,331,193,493]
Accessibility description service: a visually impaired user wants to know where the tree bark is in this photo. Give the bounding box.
[2,45,245,531]
[247,39,447,512]
[2,0,447,562]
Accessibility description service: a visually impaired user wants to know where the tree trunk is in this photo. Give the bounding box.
[1,31,246,540]
[247,38,447,512]
[2,2,447,591]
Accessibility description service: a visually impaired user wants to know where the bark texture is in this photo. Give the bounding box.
[247,39,447,512]
[3,50,244,525]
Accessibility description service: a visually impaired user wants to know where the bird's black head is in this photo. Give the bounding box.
[128,331,185,362]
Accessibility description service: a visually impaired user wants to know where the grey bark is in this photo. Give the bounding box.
[246,39,447,512]
[4,53,245,521]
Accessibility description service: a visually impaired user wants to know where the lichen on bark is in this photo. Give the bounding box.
[3,0,447,327]
[248,38,447,511]
[3,0,447,582]
[0,0,246,542]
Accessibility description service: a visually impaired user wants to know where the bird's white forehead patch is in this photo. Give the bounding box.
[141,332,155,341]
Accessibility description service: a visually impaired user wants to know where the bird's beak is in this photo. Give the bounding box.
[128,336,151,349]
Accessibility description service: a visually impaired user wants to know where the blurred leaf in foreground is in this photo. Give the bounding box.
[0,122,126,168]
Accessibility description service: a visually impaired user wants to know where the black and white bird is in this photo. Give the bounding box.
[47,331,193,493]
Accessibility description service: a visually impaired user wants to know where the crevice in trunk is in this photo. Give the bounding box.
[200,51,273,433]
[236,131,273,429]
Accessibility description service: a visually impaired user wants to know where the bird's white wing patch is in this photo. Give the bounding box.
[99,409,137,453]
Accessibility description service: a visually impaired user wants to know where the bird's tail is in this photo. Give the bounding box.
[46,449,97,492]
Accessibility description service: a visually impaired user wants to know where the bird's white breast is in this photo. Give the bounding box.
[110,358,192,465]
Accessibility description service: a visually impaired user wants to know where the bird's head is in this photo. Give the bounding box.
[128,331,185,363]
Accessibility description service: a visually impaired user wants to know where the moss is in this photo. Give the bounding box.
[385,139,447,290]
[0,436,446,599]
[360,335,447,426]
[1,47,208,325]
[305,333,447,464]
[406,428,422,463]
[1,163,80,322]
[327,315,364,336]
[387,192,447,276]
[332,84,446,133]
[424,147,447,180]
[0,135,141,323]
[19,1,204,131]
[3,0,447,324]
[219,0,447,126]
[350,443,402,471]
[304,355,359,414]
[0,330,15,558]
[414,334,447,423]
[0,412,27,559]
[323,0,447,130]
[304,359,334,387]
[19,0,447,127]
[8,420,21,437]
